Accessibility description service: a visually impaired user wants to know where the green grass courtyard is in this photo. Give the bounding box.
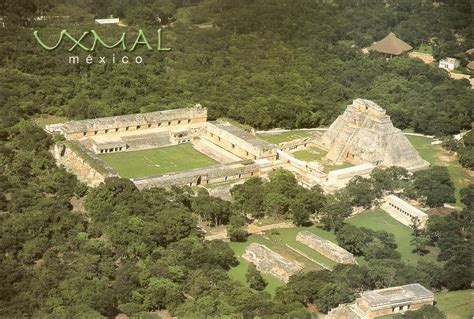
[257,130,315,144]
[98,143,218,179]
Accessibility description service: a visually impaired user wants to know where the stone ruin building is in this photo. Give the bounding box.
[381,195,428,229]
[296,231,357,264]
[58,106,208,153]
[242,243,302,282]
[46,99,429,192]
[47,104,280,188]
[320,99,429,171]
[325,283,434,319]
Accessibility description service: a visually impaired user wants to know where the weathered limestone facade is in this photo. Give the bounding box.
[296,231,357,264]
[52,143,114,186]
[242,243,302,282]
[325,283,434,319]
[321,99,429,171]
[133,161,261,189]
[381,195,428,229]
[58,105,207,140]
[205,122,277,161]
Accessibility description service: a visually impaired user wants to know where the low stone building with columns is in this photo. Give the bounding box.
[381,195,428,229]
[325,283,434,319]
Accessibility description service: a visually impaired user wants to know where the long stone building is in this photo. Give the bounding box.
[205,122,277,161]
[242,243,302,282]
[381,195,428,229]
[58,106,207,140]
[296,231,357,264]
[325,283,434,319]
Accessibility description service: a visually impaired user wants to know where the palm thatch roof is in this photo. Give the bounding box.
[368,32,413,56]
[467,61,474,71]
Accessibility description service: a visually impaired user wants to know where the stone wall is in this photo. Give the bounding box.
[205,122,277,160]
[133,161,260,189]
[296,231,357,264]
[242,243,302,282]
[61,105,207,140]
[52,143,111,186]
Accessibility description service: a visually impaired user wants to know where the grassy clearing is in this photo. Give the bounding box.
[348,209,439,264]
[292,147,327,162]
[435,289,474,319]
[257,130,314,144]
[415,44,433,54]
[98,143,217,179]
[406,135,472,206]
[33,115,68,127]
[292,146,353,172]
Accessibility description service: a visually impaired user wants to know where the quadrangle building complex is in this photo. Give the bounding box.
[46,99,430,194]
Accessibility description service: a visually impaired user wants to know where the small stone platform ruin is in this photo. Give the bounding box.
[321,99,429,171]
[242,243,302,282]
[296,231,357,264]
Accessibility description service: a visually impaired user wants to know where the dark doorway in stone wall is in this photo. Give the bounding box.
[196,176,202,185]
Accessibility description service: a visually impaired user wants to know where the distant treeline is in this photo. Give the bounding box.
[0,0,472,137]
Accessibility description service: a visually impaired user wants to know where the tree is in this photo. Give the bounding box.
[246,263,267,291]
[319,191,352,231]
[345,176,378,208]
[316,283,354,314]
[290,201,311,226]
[412,166,455,207]
[336,224,373,255]
[231,177,265,218]
[227,214,248,242]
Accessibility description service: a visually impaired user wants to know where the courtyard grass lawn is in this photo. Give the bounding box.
[98,143,218,179]
[406,135,473,206]
[257,130,314,144]
[292,146,353,172]
[435,289,474,319]
[348,209,439,264]
[292,147,327,162]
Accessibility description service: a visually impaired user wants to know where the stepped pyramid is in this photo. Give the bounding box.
[320,99,429,171]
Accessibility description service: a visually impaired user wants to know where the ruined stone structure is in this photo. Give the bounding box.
[324,163,375,189]
[47,100,429,191]
[133,161,261,189]
[321,99,429,171]
[52,143,114,186]
[325,283,434,319]
[381,195,428,229]
[242,243,302,282]
[205,122,277,161]
[58,105,207,141]
[296,231,357,264]
[47,106,282,188]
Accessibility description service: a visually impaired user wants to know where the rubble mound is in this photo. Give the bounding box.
[242,243,302,282]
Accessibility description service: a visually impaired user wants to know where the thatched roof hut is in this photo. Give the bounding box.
[368,32,413,56]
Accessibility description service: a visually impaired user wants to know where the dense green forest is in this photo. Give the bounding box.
[0,0,473,135]
[0,0,473,317]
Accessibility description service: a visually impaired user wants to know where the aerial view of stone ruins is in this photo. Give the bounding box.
[47,98,428,192]
[44,98,466,318]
